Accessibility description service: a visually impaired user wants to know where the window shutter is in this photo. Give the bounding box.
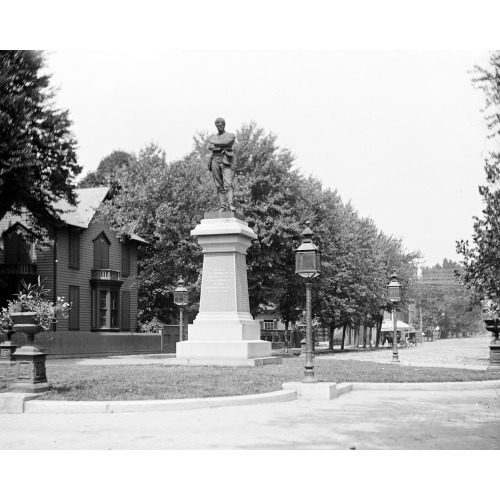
[121,291,130,331]
[122,244,130,277]
[69,286,80,330]
[69,229,80,269]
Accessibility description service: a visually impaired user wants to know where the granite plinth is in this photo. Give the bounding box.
[176,214,273,365]
[204,210,245,221]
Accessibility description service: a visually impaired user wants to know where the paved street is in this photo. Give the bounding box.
[320,335,491,368]
[0,386,499,449]
[1,336,499,450]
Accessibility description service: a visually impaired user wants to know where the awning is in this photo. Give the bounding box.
[381,320,411,331]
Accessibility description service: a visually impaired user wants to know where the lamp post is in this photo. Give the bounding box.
[295,224,321,383]
[387,269,402,363]
[174,278,189,342]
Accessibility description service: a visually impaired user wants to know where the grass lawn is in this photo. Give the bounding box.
[1,356,499,401]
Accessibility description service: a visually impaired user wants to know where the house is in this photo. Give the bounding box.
[0,187,155,356]
[254,304,287,342]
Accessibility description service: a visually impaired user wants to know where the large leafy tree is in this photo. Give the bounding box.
[0,50,81,230]
[457,51,500,310]
[78,149,133,198]
[98,143,212,324]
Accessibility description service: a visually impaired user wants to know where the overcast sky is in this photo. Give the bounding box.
[45,50,494,267]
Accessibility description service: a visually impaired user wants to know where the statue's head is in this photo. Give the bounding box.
[215,117,225,133]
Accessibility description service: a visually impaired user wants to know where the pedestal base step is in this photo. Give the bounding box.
[165,356,282,367]
[7,382,52,394]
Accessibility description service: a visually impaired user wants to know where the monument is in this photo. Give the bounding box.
[175,119,281,366]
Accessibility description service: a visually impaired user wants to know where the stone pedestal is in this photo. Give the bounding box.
[0,340,17,366]
[175,211,281,366]
[488,341,500,371]
[7,344,52,394]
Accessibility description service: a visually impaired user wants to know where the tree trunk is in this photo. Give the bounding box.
[362,324,367,348]
[328,324,335,350]
[375,317,382,348]
[341,324,347,350]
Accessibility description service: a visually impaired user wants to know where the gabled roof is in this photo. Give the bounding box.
[53,187,110,229]
[53,187,149,244]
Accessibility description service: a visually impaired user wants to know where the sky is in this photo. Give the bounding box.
[45,49,493,267]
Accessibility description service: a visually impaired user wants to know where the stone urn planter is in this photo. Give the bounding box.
[10,312,42,341]
[8,311,51,393]
[483,317,500,371]
[0,278,70,394]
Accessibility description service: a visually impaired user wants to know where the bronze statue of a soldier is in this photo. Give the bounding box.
[207,117,236,212]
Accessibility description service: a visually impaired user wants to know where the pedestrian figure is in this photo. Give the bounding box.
[207,117,236,212]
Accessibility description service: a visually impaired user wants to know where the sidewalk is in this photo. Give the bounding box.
[1,336,499,449]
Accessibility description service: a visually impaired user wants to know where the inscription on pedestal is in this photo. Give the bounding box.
[204,268,232,293]
[1,348,9,359]
[201,255,235,312]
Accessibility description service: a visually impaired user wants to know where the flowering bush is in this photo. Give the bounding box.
[139,318,164,334]
[481,299,499,320]
[0,277,71,332]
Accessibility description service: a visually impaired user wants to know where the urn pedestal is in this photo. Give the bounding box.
[175,212,281,366]
[7,312,52,393]
[0,328,17,366]
[484,318,500,372]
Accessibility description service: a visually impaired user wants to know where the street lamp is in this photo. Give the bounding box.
[295,224,321,383]
[174,278,189,342]
[387,269,402,363]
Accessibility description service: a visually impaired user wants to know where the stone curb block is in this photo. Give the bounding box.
[0,393,40,414]
[352,379,500,391]
[24,389,297,414]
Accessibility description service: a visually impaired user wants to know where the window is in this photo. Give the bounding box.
[68,286,80,330]
[264,321,274,330]
[121,291,130,331]
[4,230,31,264]
[92,288,120,330]
[68,229,80,269]
[122,243,131,277]
[93,232,110,269]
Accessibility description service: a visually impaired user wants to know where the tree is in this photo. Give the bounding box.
[457,51,500,310]
[78,150,133,197]
[0,50,81,231]
[415,261,482,337]
[97,143,212,324]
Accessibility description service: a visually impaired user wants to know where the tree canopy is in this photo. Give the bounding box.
[0,50,81,231]
[93,122,420,334]
[457,51,500,312]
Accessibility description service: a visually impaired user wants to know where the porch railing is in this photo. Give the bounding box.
[0,263,37,275]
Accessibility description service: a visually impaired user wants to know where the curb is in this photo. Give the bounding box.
[23,389,297,414]
[3,379,500,414]
[351,379,500,391]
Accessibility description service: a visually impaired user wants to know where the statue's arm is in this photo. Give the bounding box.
[211,133,235,148]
